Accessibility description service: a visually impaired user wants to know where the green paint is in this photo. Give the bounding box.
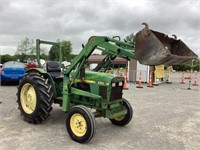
[32,36,135,116]
[36,39,61,68]
[105,105,127,119]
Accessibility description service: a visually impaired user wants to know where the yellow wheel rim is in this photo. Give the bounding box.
[20,83,37,114]
[70,113,87,137]
[114,115,125,121]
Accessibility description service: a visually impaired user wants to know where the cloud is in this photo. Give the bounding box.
[0,0,199,57]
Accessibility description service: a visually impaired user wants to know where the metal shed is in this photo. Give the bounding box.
[87,55,128,64]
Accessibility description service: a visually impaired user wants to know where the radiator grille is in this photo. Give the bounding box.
[110,85,123,101]
[99,84,123,101]
[99,86,107,99]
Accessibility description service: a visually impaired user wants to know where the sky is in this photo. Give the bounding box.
[0,0,200,57]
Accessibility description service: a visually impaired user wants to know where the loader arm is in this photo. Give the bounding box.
[62,36,135,111]
[64,36,135,77]
[92,54,116,72]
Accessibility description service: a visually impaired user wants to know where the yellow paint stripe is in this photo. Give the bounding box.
[70,78,109,85]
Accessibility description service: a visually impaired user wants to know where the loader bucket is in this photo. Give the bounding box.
[135,23,198,65]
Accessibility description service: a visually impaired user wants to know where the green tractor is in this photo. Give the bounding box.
[17,23,197,143]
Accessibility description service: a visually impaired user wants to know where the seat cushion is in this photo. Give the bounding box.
[46,61,63,81]
[46,61,61,72]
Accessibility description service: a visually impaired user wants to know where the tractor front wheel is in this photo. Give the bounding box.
[17,73,53,123]
[109,99,133,126]
[66,105,96,143]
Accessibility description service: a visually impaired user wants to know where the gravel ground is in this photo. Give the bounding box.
[0,72,200,150]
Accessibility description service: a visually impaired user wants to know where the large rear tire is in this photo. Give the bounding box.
[66,105,96,143]
[109,99,133,126]
[17,73,53,123]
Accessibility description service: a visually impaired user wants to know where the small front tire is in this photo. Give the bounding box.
[66,105,96,143]
[109,99,133,126]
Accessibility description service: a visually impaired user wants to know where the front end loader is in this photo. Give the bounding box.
[16,23,197,143]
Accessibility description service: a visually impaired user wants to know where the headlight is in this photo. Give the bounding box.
[119,82,123,86]
[112,83,116,87]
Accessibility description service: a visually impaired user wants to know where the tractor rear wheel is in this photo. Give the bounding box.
[109,99,133,126]
[66,105,96,143]
[17,73,53,123]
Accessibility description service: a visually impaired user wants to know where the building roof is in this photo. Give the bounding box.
[87,55,128,64]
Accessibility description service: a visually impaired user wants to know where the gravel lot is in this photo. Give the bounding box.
[0,72,200,150]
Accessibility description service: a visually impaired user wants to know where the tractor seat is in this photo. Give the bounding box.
[46,61,63,80]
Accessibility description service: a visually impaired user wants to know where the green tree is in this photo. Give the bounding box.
[49,45,58,61]
[62,40,72,61]
[1,54,13,64]
[172,58,200,71]
[14,53,27,62]
[16,37,47,62]
[16,37,35,55]
[40,53,49,60]
[49,40,72,62]
[125,33,135,44]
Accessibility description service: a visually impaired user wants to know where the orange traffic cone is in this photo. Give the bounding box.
[193,73,198,86]
[137,71,143,88]
[180,72,185,84]
[123,72,128,90]
[147,71,153,88]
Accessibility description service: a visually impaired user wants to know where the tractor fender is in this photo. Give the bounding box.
[26,68,57,98]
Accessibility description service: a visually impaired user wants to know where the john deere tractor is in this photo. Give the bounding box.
[17,23,197,143]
